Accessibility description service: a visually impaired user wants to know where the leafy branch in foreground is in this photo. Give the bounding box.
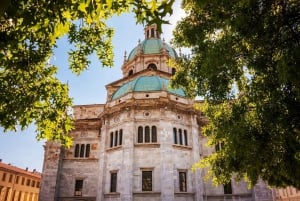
[171,0,300,188]
[0,0,174,146]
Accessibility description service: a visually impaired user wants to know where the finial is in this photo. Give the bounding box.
[137,39,142,54]
[179,48,182,57]
[161,38,166,54]
[123,51,127,62]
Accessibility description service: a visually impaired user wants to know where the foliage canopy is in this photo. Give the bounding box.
[0,0,174,146]
[171,0,300,188]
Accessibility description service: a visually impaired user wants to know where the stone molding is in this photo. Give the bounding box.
[172,144,193,150]
[103,192,120,198]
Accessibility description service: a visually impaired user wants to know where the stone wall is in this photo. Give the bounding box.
[39,142,62,201]
[253,180,274,201]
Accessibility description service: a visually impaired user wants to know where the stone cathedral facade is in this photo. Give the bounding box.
[39,25,274,201]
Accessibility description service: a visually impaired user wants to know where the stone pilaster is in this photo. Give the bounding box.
[120,119,134,201]
[96,118,108,201]
[191,114,203,201]
[160,120,175,201]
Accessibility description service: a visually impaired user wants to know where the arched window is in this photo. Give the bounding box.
[151,28,155,37]
[109,130,124,148]
[152,126,157,143]
[184,130,188,146]
[173,128,177,144]
[137,126,159,144]
[75,144,90,158]
[128,70,133,76]
[114,131,118,147]
[85,144,90,157]
[80,144,85,157]
[74,144,80,157]
[145,126,150,143]
[138,126,143,143]
[110,132,114,148]
[119,129,123,145]
[179,129,183,145]
[147,63,157,70]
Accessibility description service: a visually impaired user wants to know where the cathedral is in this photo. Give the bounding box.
[39,24,274,201]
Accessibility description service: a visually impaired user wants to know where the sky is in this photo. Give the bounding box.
[0,1,185,172]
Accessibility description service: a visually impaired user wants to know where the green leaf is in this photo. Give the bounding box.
[78,2,87,14]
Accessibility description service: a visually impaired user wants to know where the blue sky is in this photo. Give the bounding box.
[0,1,184,172]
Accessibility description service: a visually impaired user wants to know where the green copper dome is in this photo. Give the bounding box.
[111,76,185,100]
[127,39,178,61]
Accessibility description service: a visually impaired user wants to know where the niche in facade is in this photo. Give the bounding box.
[147,63,157,70]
